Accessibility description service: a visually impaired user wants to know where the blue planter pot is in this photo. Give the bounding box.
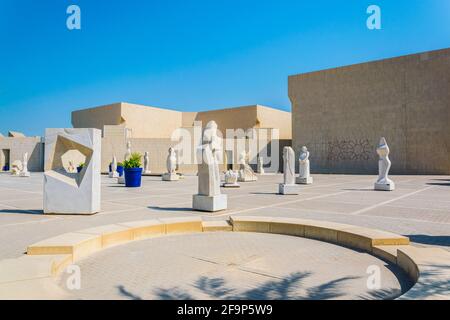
[117,166,124,177]
[109,164,112,173]
[124,168,142,188]
[3,165,9,171]
[76,166,83,173]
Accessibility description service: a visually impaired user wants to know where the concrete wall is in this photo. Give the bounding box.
[72,103,292,173]
[0,137,44,172]
[193,106,259,133]
[72,103,123,131]
[256,106,292,140]
[289,48,450,175]
[120,103,182,138]
[72,102,183,139]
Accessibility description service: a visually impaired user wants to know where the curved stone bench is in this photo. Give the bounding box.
[0,216,448,300]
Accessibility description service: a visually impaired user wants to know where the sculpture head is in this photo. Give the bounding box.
[283,146,292,160]
[376,137,390,158]
[202,121,218,143]
[301,146,308,153]
[168,147,174,155]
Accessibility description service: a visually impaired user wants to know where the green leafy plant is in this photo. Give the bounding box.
[117,162,124,167]
[78,162,85,168]
[123,153,142,169]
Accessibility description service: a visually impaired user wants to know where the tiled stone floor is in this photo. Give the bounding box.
[0,172,448,299]
[58,232,412,300]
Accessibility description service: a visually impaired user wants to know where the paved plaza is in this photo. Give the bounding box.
[58,232,412,300]
[0,172,449,299]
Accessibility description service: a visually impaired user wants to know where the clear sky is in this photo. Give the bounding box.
[0,0,449,136]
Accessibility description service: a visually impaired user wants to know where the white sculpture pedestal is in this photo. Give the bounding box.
[19,172,30,177]
[162,173,179,181]
[279,184,300,195]
[144,170,152,175]
[193,194,227,212]
[109,171,119,178]
[296,177,313,185]
[238,175,257,182]
[375,182,395,191]
[118,176,125,184]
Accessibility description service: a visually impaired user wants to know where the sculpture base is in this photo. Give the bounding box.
[118,176,125,184]
[162,173,179,181]
[193,194,227,212]
[279,184,301,195]
[374,182,395,191]
[238,176,258,182]
[19,172,30,177]
[222,183,240,188]
[144,170,152,175]
[296,177,313,185]
[109,172,119,178]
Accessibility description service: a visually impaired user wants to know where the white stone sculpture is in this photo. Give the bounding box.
[238,151,257,182]
[144,151,151,174]
[279,146,300,195]
[43,128,101,215]
[118,141,132,184]
[124,141,132,161]
[11,160,22,176]
[257,156,265,175]
[193,121,227,212]
[223,170,240,188]
[374,137,395,191]
[19,152,30,177]
[162,147,179,181]
[109,156,119,178]
[296,146,313,184]
[67,161,76,173]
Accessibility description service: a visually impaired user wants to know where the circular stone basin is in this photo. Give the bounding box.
[58,232,412,300]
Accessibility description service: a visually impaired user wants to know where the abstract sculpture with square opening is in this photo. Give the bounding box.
[43,128,101,215]
[193,121,227,212]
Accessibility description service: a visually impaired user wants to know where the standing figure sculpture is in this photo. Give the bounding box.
[296,146,313,185]
[109,156,119,178]
[118,141,132,184]
[20,152,30,177]
[162,147,179,181]
[124,141,132,161]
[238,151,258,182]
[68,161,76,173]
[193,121,227,212]
[279,146,300,195]
[374,137,395,191]
[144,151,151,174]
[257,156,265,175]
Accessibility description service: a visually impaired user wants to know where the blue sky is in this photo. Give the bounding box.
[0,0,449,136]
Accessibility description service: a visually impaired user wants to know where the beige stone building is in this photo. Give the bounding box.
[0,132,44,172]
[72,103,292,174]
[289,48,450,175]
